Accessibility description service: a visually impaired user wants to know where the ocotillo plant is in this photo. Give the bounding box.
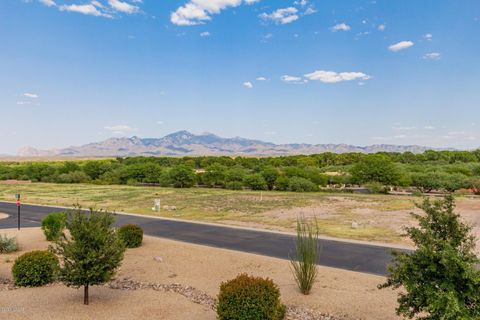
[290,215,321,295]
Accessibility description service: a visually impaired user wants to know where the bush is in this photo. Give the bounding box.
[0,234,19,253]
[364,182,388,194]
[217,274,286,320]
[243,174,267,191]
[290,216,320,295]
[226,181,243,190]
[41,212,66,241]
[118,224,143,248]
[288,177,319,192]
[12,250,59,287]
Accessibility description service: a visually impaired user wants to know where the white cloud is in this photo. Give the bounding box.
[104,125,137,135]
[388,40,414,52]
[330,23,350,32]
[423,33,433,40]
[392,126,416,131]
[39,0,56,7]
[377,24,385,31]
[424,126,435,130]
[294,0,308,6]
[59,2,111,18]
[200,31,211,37]
[281,75,304,83]
[256,77,267,81]
[243,81,253,89]
[303,6,316,15]
[23,92,38,98]
[17,101,33,105]
[304,70,371,83]
[259,7,299,25]
[262,33,273,40]
[171,0,256,26]
[108,0,139,14]
[422,52,441,60]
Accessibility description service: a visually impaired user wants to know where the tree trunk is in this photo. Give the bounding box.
[84,285,89,305]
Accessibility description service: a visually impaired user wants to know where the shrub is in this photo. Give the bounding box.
[118,224,143,248]
[288,177,319,192]
[12,250,59,287]
[274,176,290,191]
[226,181,243,190]
[364,182,388,194]
[217,274,286,320]
[243,174,267,191]
[0,234,19,253]
[379,196,480,319]
[290,216,320,295]
[41,212,66,241]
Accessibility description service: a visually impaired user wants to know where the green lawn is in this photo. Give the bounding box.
[0,183,417,244]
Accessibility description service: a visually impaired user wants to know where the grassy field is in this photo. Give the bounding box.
[0,183,419,244]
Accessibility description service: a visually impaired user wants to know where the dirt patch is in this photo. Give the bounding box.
[0,212,7,220]
[0,227,401,320]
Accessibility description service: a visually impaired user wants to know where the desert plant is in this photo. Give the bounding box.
[379,195,480,319]
[217,274,286,320]
[290,216,320,295]
[12,250,59,287]
[118,224,143,248]
[41,212,66,241]
[52,208,125,305]
[0,234,19,253]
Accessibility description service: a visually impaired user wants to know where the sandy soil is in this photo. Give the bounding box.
[0,213,7,220]
[0,227,401,320]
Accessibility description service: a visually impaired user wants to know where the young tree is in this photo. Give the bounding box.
[53,208,125,305]
[379,195,480,319]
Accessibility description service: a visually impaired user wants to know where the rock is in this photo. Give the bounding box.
[154,256,163,262]
[351,221,359,229]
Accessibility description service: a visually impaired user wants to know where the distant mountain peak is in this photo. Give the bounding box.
[15,130,449,158]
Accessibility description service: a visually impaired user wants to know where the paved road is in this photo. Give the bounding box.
[0,202,403,276]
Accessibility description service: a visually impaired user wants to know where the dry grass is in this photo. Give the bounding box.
[0,183,431,244]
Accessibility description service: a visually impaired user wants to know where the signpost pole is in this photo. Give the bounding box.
[16,194,20,230]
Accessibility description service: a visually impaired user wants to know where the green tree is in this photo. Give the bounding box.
[168,165,196,188]
[350,154,401,186]
[53,208,125,305]
[244,174,267,191]
[261,167,279,191]
[203,163,227,187]
[379,196,480,319]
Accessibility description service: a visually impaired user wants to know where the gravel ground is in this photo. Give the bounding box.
[0,227,400,319]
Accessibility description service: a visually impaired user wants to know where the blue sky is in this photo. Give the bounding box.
[0,0,479,154]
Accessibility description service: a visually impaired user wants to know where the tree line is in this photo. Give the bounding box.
[1,150,480,193]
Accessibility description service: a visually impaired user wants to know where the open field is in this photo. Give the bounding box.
[0,227,400,320]
[0,183,479,246]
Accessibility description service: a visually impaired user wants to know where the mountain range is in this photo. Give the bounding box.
[16,130,444,158]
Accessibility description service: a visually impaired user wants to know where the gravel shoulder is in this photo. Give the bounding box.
[0,227,401,320]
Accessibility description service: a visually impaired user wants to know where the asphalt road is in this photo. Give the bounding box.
[0,202,403,276]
